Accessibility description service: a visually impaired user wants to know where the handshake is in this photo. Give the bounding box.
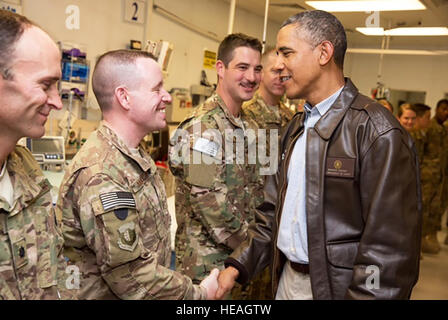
[199,266,240,300]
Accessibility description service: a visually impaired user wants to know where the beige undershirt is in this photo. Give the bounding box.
[0,160,14,209]
[129,147,141,157]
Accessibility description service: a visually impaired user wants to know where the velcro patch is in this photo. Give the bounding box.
[193,137,219,158]
[114,208,128,221]
[99,192,136,212]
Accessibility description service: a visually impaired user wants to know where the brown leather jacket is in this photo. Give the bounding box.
[225,79,422,299]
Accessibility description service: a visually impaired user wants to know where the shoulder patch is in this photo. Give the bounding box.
[99,192,136,212]
[117,222,138,252]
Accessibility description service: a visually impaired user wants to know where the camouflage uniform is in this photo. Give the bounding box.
[242,91,295,133]
[57,122,206,300]
[442,122,448,234]
[169,93,263,291]
[410,129,425,164]
[443,122,448,211]
[420,118,448,236]
[0,146,69,299]
[240,91,295,300]
[241,92,295,206]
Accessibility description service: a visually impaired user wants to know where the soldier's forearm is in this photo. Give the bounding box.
[101,258,196,300]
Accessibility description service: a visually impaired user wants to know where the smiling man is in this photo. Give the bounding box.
[169,33,263,298]
[0,11,72,300]
[240,46,295,300]
[57,50,219,300]
[243,47,295,139]
[217,10,421,300]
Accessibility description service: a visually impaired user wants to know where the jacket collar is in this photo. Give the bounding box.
[3,149,51,215]
[313,78,359,140]
[99,122,156,175]
[215,94,246,129]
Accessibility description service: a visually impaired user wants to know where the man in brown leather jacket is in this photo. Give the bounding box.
[216,10,421,300]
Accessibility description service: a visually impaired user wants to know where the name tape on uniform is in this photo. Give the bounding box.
[193,137,219,158]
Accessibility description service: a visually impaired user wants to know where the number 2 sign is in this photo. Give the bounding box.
[124,0,145,24]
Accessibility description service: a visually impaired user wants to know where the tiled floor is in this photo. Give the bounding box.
[411,213,448,300]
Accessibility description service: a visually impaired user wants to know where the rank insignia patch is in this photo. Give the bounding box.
[117,222,138,252]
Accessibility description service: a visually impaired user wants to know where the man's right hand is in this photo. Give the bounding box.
[215,266,239,299]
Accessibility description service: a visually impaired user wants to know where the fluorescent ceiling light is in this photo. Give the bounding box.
[356,28,385,36]
[306,0,426,12]
[387,27,448,36]
[356,27,448,36]
[347,48,448,56]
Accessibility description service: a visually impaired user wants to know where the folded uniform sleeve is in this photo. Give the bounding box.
[74,170,206,300]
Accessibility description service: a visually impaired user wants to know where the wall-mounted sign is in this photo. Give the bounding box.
[0,1,22,14]
[124,0,145,24]
[203,50,216,69]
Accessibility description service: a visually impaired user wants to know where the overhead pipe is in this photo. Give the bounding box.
[143,0,155,43]
[153,4,221,42]
[262,0,270,53]
[227,0,236,34]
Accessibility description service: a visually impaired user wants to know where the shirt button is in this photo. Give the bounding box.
[19,247,25,258]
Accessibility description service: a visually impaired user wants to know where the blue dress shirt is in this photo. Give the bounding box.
[277,87,344,264]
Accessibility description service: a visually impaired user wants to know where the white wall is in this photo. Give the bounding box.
[345,53,448,113]
[21,0,281,118]
[150,0,281,90]
[19,0,448,116]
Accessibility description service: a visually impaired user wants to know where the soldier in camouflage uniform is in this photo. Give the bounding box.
[57,50,219,300]
[0,11,72,299]
[169,34,263,299]
[243,48,295,132]
[419,100,448,254]
[240,47,295,300]
[439,100,448,246]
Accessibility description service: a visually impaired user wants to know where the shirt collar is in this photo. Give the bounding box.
[305,86,344,117]
[214,94,245,129]
[99,122,156,174]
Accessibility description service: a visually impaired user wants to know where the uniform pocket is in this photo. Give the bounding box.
[0,233,18,299]
[95,205,142,269]
[326,240,359,269]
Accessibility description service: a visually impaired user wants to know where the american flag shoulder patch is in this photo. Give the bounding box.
[99,191,136,212]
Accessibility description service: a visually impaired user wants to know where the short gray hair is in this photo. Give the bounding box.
[0,10,35,80]
[281,10,347,69]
